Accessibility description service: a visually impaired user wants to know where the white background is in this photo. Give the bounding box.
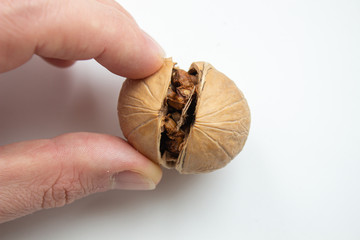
[1,0,360,239]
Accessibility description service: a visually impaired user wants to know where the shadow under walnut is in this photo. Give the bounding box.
[118,58,250,174]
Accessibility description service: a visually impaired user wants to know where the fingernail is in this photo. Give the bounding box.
[142,30,166,58]
[110,171,156,190]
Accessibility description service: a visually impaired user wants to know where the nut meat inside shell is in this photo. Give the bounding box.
[118,58,250,174]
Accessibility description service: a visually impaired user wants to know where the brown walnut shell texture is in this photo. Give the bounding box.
[118,58,250,174]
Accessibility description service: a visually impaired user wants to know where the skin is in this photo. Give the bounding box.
[0,0,165,223]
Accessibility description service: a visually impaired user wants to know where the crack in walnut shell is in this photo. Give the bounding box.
[118,58,250,174]
[160,69,198,163]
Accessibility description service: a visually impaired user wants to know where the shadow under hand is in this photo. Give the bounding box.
[0,56,124,145]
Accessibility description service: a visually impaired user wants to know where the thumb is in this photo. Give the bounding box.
[0,132,162,223]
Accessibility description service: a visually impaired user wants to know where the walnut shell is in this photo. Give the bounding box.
[118,58,250,174]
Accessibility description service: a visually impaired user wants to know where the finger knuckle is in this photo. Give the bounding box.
[40,171,89,209]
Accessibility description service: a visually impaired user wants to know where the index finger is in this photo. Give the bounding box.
[0,0,165,79]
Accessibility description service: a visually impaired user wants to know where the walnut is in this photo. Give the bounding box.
[118,58,250,174]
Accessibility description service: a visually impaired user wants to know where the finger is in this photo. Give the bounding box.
[0,132,162,223]
[42,57,76,68]
[0,0,165,78]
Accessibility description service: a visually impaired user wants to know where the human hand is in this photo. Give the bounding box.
[0,0,164,223]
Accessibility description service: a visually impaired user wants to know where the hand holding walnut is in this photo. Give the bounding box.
[0,0,164,224]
